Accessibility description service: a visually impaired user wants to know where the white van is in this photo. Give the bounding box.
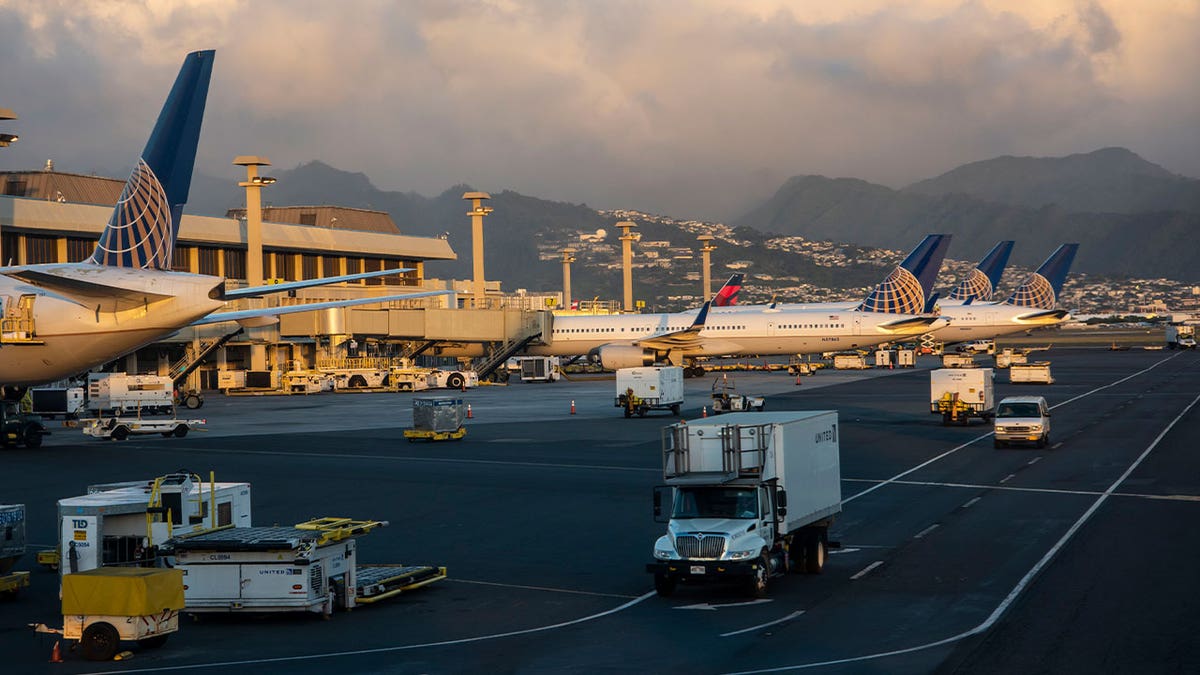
[993,396,1051,448]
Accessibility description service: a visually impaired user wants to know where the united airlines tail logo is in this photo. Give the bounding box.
[948,269,993,301]
[1007,273,1056,309]
[858,267,925,314]
[89,159,174,269]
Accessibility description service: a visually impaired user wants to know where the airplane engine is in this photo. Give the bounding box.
[593,345,657,370]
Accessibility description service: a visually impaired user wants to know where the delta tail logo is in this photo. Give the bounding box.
[713,276,742,306]
[89,159,174,269]
[948,269,993,302]
[857,266,925,314]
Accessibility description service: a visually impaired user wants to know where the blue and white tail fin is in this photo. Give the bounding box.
[856,234,951,314]
[90,50,214,270]
[1004,244,1079,309]
[948,240,1014,302]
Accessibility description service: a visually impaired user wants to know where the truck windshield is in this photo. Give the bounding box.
[672,487,757,519]
[997,403,1041,418]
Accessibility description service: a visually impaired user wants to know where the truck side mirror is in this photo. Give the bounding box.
[776,489,788,517]
[653,486,671,524]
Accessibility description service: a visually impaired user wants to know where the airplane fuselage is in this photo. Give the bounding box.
[0,264,228,386]
[929,303,1066,343]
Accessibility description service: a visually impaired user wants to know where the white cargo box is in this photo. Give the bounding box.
[217,370,246,390]
[87,373,174,414]
[896,349,916,367]
[1010,362,1053,384]
[930,368,994,413]
[661,411,841,534]
[833,354,868,370]
[615,367,684,406]
[874,350,892,367]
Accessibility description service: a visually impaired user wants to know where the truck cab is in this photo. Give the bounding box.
[993,395,1051,448]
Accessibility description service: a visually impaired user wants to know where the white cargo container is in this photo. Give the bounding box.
[29,387,86,419]
[217,370,246,390]
[874,350,892,368]
[896,348,916,368]
[833,354,868,370]
[615,366,684,417]
[930,368,995,424]
[647,411,842,598]
[86,373,174,415]
[519,357,561,383]
[1010,362,1054,384]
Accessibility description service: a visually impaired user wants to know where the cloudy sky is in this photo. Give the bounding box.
[1,0,1196,219]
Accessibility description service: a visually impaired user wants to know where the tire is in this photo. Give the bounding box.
[348,375,368,388]
[745,552,770,598]
[81,621,120,661]
[671,404,681,416]
[1036,434,1047,449]
[637,407,647,418]
[23,428,42,449]
[654,573,677,597]
[111,426,129,441]
[446,373,465,390]
[185,394,202,409]
[173,425,189,438]
[805,534,826,574]
[137,634,169,649]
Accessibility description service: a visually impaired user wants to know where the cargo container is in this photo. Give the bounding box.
[615,366,684,417]
[930,367,995,425]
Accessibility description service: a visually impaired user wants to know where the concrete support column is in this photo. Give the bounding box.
[617,221,638,312]
[462,192,493,309]
[697,234,716,301]
[235,156,275,372]
[560,248,575,309]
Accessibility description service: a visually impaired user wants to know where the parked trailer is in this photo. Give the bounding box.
[29,387,86,419]
[930,368,995,425]
[942,353,976,368]
[173,518,445,615]
[647,411,842,598]
[832,354,868,370]
[1010,362,1054,384]
[616,366,684,418]
[87,373,174,415]
[81,415,205,440]
[519,357,562,383]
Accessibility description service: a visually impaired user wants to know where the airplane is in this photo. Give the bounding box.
[928,244,1080,344]
[0,51,447,396]
[520,234,952,374]
[942,240,1014,305]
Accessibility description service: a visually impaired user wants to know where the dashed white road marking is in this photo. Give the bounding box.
[1052,442,1064,449]
[999,474,1016,484]
[1027,457,1042,466]
[913,524,940,539]
[845,477,1200,503]
[850,561,884,580]
[447,578,639,599]
[961,497,982,509]
[722,611,806,638]
[676,599,773,611]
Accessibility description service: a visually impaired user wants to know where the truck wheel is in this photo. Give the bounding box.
[1036,434,1047,449]
[348,375,368,388]
[654,573,677,597]
[185,394,202,409]
[805,535,826,574]
[671,404,681,415]
[23,428,42,449]
[112,426,129,441]
[173,425,189,438]
[746,553,770,598]
[446,373,465,390]
[81,621,120,661]
[137,634,169,649]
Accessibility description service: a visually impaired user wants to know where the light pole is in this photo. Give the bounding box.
[560,248,576,309]
[697,234,716,301]
[462,191,493,309]
[617,221,638,312]
[234,156,275,371]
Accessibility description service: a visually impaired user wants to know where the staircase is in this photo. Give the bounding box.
[170,329,242,386]
[474,332,541,380]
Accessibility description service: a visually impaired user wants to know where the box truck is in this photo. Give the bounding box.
[615,366,684,417]
[930,368,994,425]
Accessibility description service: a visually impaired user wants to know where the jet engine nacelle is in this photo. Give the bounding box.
[593,344,657,370]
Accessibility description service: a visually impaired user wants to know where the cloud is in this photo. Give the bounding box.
[0,0,1195,220]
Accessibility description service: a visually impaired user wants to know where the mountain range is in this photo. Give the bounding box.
[186,147,1200,289]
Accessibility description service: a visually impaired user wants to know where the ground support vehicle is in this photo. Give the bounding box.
[1,400,47,448]
[330,367,390,390]
[427,369,480,390]
[994,349,1029,369]
[1165,324,1196,349]
[957,339,996,355]
[34,567,183,661]
[42,472,251,575]
[388,366,431,392]
[616,366,684,418]
[832,353,868,370]
[404,397,466,442]
[787,358,820,376]
[896,348,916,367]
[519,357,562,383]
[1,504,29,599]
[930,368,995,426]
[994,396,1052,448]
[710,374,765,413]
[1010,362,1054,384]
[942,353,976,368]
[87,373,174,416]
[647,411,842,598]
[82,414,205,440]
[281,370,333,394]
[29,387,85,419]
[173,517,445,615]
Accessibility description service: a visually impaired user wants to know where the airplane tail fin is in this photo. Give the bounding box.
[856,234,951,314]
[90,50,215,270]
[712,273,744,307]
[948,240,1014,302]
[1004,244,1079,309]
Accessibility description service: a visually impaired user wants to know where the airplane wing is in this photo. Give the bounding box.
[192,290,453,327]
[1014,309,1070,324]
[876,315,948,333]
[634,301,711,350]
[221,268,414,300]
[2,268,174,309]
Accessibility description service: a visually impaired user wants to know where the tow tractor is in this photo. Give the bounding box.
[709,374,765,414]
[82,412,205,440]
[1,399,48,448]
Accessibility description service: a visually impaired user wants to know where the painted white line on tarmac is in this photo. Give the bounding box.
[722,387,1200,674]
[913,524,940,539]
[843,353,1181,505]
[850,561,884,580]
[1027,457,1042,466]
[999,474,1016,484]
[81,591,658,674]
[447,578,640,599]
[722,611,806,638]
[847,477,1200,503]
[961,497,982,509]
[1052,442,1064,449]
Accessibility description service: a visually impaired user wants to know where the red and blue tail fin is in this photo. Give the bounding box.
[1004,244,1078,309]
[90,50,214,269]
[856,234,951,314]
[948,240,1014,302]
[712,273,744,307]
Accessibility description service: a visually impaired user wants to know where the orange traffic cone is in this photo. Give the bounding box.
[461,379,467,392]
[467,404,474,419]
[795,373,802,386]
[570,400,576,415]
[49,640,63,663]
[702,406,707,418]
